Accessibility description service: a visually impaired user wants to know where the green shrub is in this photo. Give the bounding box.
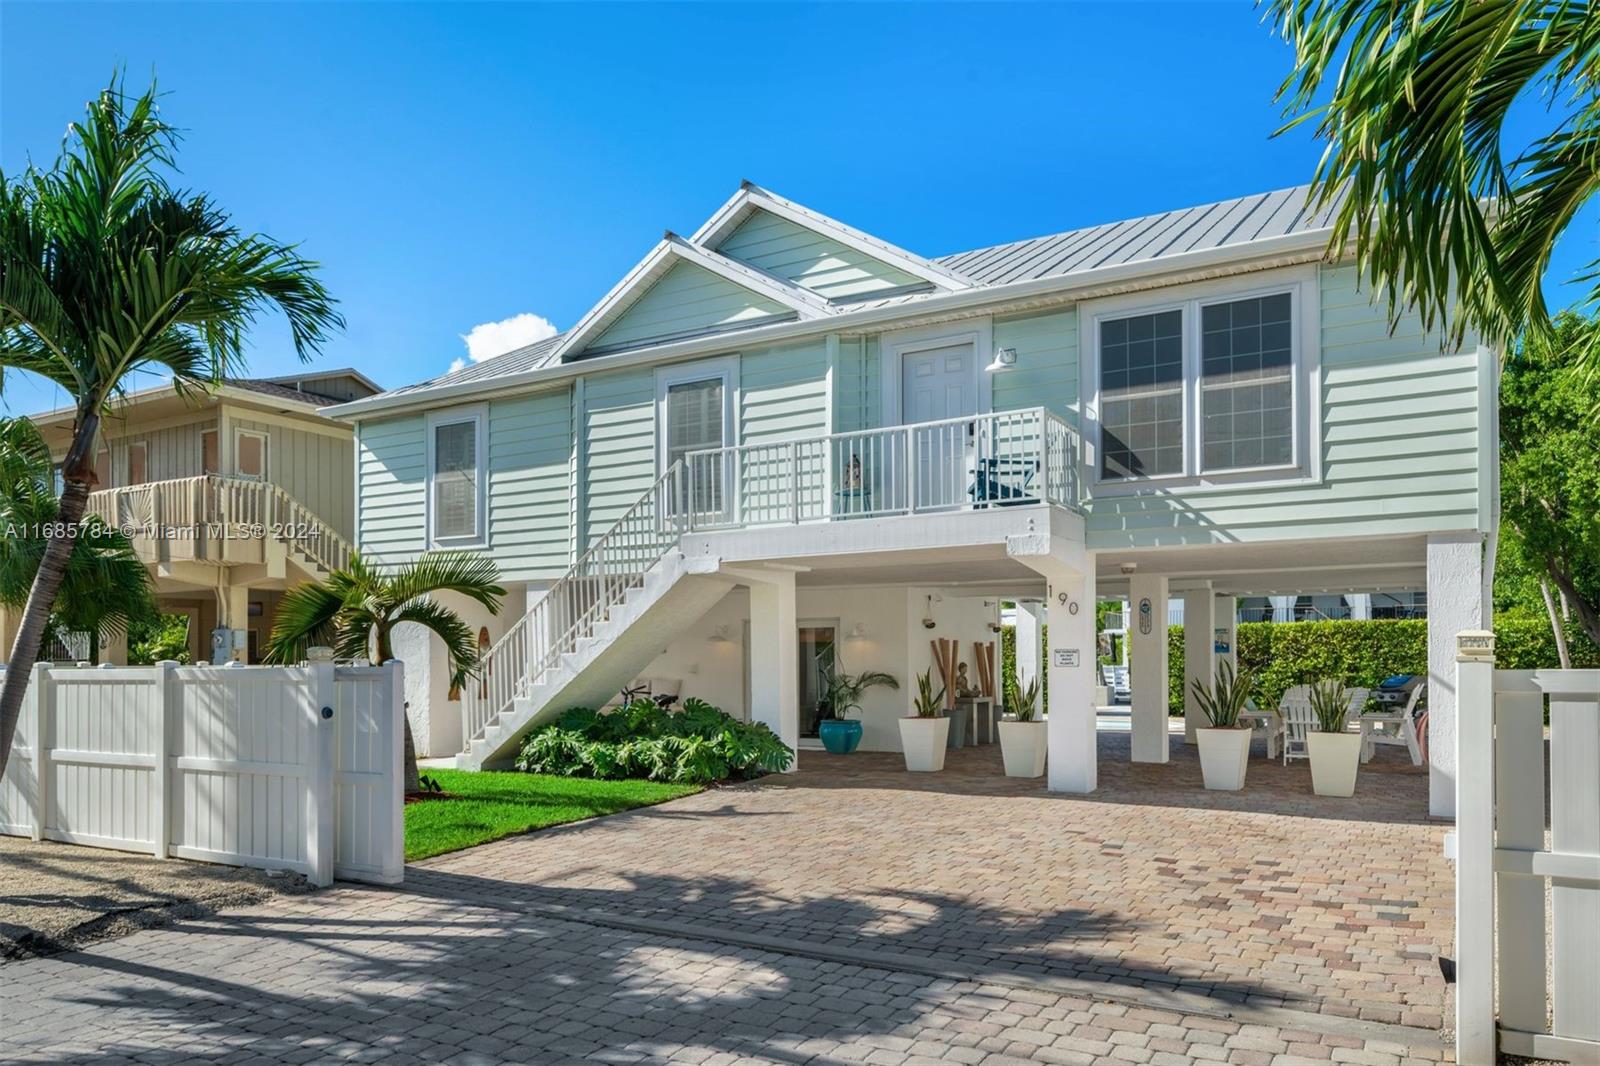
[514,697,793,783]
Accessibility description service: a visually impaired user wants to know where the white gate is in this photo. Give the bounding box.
[1455,632,1600,1064]
[0,660,404,886]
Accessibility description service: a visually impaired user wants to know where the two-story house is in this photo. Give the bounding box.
[328,184,1495,815]
[17,370,379,666]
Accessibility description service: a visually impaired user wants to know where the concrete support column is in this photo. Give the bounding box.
[1270,595,1294,623]
[1213,595,1237,677]
[1181,586,1215,744]
[216,585,251,664]
[1046,568,1098,793]
[1128,574,1170,763]
[1427,531,1486,818]
[1014,600,1043,695]
[749,572,799,767]
[1349,593,1371,621]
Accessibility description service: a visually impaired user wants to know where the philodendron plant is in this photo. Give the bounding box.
[1190,660,1255,729]
[1308,679,1350,733]
[1005,676,1041,722]
[911,669,945,718]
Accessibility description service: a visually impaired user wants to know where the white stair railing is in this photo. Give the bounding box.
[462,463,689,746]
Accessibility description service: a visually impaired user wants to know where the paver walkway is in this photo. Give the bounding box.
[4,732,1456,1065]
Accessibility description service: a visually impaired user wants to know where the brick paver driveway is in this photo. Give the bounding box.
[5,732,1455,1065]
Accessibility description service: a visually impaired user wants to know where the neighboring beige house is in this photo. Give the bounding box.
[11,370,380,665]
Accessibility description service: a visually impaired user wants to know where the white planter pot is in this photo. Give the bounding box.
[899,716,950,772]
[1196,728,1251,791]
[1308,731,1362,797]
[998,718,1048,778]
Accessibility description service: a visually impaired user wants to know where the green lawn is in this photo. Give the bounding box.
[404,768,700,861]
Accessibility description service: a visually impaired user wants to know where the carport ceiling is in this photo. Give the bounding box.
[1094,533,1430,597]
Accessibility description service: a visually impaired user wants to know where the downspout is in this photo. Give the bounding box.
[1481,346,1501,623]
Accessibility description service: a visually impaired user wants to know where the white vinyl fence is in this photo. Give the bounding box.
[0,660,403,887]
[1455,632,1599,1064]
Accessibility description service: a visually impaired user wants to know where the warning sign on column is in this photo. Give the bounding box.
[1052,649,1080,668]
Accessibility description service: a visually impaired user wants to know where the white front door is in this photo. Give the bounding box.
[901,343,977,509]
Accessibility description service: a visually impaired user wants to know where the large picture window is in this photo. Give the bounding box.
[428,409,485,546]
[1094,280,1303,484]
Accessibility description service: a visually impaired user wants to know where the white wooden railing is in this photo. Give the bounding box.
[1456,631,1600,1064]
[85,475,354,576]
[682,407,1082,530]
[461,409,1085,748]
[461,465,689,745]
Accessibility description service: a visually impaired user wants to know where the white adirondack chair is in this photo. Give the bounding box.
[1360,682,1425,765]
[1241,697,1284,759]
[1279,685,1315,764]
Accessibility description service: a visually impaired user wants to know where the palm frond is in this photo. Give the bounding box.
[385,551,505,613]
[262,580,346,664]
[387,597,481,690]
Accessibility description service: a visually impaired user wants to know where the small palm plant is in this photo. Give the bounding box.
[1308,679,1350,734]
[1190,660,1255,729]
[822,667,899,720]
[1004,675,1041,722]
[264,551,504,793]
[911,668,945,718]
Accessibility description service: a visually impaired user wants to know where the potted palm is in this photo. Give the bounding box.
[817,667,899,754]
[898,669,949,771]
[1306,679,1360,796]
[1190,660,1255,791]
[998,676,1046,777]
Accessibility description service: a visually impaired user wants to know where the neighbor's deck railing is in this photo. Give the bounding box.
[85,475,354,576]
[682,407,1082,531]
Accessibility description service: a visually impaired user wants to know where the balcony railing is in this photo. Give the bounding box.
[681,407,1082,531]
[85,475,354,577]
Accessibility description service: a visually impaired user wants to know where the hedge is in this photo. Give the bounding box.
[1001,616,1596,714]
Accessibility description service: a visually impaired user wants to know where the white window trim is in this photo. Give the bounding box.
[878,318,993,427]
[1078,264,1321,496]
[655,356,739,476]
[425,405,488,550]
[234,428,269,482]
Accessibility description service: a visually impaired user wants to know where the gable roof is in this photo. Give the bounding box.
[328,183,1338,420]
[549,232,830,361]
[694,182,976,293]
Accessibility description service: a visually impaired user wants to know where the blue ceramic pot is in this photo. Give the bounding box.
[818,718,863,754]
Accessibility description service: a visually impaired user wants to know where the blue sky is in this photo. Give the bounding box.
[3,2,1595,415]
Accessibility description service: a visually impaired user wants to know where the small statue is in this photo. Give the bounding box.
[843,453,862,490]
[954,662,977,698]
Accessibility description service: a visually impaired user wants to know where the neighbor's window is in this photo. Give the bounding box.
[125,441,148,486]
[430,414,482,543]
[200,429,219,474]
[1099,309,1184,479]
[1200,293,1293,472]
[235,430,267,480]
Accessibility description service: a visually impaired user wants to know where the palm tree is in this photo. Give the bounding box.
[0,76,341,779]
[264,552,505,794]
[1272,0,1600,370]
[0,417,156,662]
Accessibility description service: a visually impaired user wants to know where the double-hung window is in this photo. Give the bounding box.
[1093,277,1305,485]
[428,408,486,547]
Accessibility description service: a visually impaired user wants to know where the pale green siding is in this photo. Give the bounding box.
[488,389,573,580]
[590,261,789,352]
[992,309,1079,423]
[718,210,924,301]
[832,336,880,433]
[357,414,426,566]
[741,340,829,443]
[580,367,656,542]
[1083,265,1483,548]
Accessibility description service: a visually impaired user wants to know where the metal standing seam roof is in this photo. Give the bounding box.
[370,185,1336,402]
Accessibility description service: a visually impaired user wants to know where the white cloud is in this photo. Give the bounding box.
[457,312,558,368]
[448,357,467,375]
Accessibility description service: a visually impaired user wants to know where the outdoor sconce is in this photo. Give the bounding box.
[707,625,732,645]
[846,622,868,641]
[921,595,937,630]
[985,346,1018,372]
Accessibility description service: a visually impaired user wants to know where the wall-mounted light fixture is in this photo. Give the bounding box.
[707,625,732,645]
[846,622,868,641]
[921,595,937,630]
[985,346,1018,373]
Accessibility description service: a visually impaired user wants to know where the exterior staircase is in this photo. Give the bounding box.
[458,464,730,770]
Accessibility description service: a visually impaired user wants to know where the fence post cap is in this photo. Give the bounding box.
[306,646,336,663]
[1455,629,1496,662]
